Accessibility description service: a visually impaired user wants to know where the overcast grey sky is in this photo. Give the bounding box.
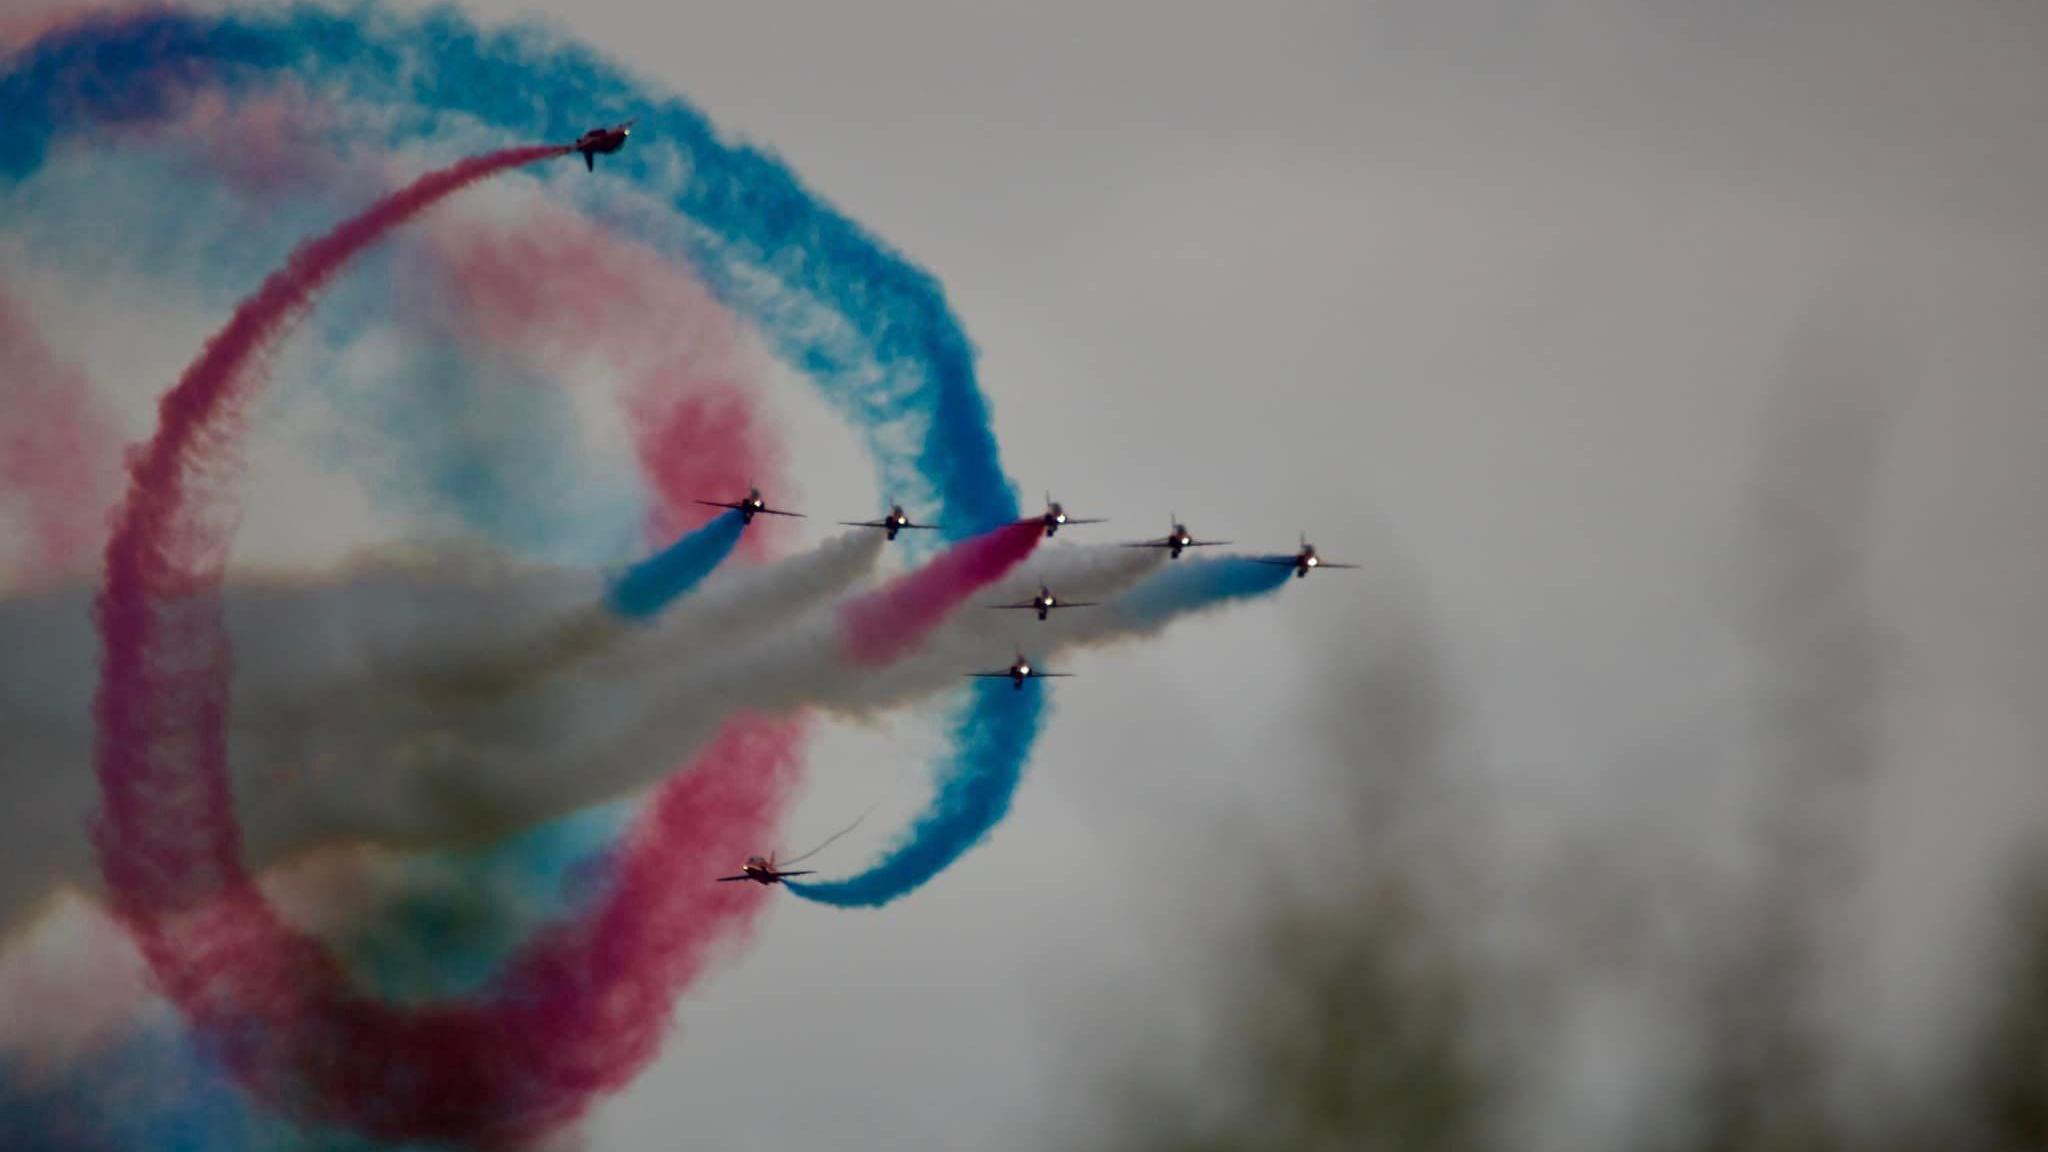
[10,1,2048,1148]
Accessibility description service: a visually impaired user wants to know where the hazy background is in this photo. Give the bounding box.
[18,0,2048,1148]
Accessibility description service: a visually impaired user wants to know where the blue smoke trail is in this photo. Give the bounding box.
[1104,555,1298,632]
[788,677,1046,908]
[604,508,745,619]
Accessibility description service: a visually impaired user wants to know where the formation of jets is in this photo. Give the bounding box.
[704,489,1355,576]
[570,75,1364,884]
[706,493,1356,880]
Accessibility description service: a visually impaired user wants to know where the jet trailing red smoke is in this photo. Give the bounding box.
[838,519,1043,666]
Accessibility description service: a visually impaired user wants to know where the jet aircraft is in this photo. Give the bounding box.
[713,811,868,887]
[992,584,1097,621]
[695,487,804,524]
[840,504,939,541]
[1038,492,1106,538]
[569,119,635,171]
[1254,533,1361,579]
[714,853,814,885]
[1124,513,1229,559]
[968,651,1075,690]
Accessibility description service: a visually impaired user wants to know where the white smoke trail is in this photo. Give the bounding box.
[0,531,884,930]
[651,542,1172,718]
[0,534,1263,932]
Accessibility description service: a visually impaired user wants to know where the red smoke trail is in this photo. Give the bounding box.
[86,142,816,1143]
[94,144,568,918]
[0,287,120,583]
[839,520,1041,665]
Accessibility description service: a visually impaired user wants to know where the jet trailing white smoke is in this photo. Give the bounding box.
[682,541,1173,716]
[0,528,1278,931]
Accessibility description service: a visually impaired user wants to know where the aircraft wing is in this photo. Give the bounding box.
[584,151,594,172]
[1031,672,1075,677]
[842,519,937,530]
[714,875,751,882]
[1180,540,1229,548]
[1061,518,1108,525]
[991,602,1041,610]
[755,507,806,518]
[1059,602,1100,609]
[694,499,743,511]
[779,870,816,878]
[967,671,1016,678]
[1316,562,1361,569]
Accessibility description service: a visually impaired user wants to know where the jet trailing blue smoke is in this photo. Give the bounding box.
[1102,555,1297,632]
[604,510,746,619]
[787,677,1046,908]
